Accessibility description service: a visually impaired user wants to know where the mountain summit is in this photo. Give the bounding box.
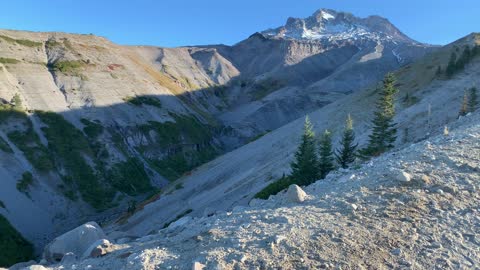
[262,9,415,44]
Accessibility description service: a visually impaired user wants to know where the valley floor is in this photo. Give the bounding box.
[30,112,480,269]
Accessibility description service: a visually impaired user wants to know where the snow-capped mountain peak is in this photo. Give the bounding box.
[262,9,415,44]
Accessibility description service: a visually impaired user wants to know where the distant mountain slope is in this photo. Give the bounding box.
[138,9,435,139]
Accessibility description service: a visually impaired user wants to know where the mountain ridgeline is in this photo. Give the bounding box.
[0,8,467,263]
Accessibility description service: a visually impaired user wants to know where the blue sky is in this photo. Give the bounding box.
[0,0,478,47]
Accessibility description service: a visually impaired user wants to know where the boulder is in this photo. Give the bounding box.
[82,239,114,258]
[286,184,307,203]
[43,221,107,263]
[395,171,412,183]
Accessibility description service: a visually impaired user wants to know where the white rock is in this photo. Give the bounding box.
[274,235,287,244]
[351,204,358,211]
[286,184,307,203]
[192,261,205,270]
[395,171,412,182]
[43,221,107,263]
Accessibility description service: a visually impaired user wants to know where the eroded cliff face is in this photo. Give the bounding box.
[0,30,225,250]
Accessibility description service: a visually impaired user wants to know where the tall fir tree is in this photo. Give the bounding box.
[290,116,319,185]
[335,114,358,169]
[318,130,335,179]
[459,91,469,117]
[360,73,398,157]
[468,87,478,112]
[446,52,457,77]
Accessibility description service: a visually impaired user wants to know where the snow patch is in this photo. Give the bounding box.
[321,11,335,20]
[392,49,403,64]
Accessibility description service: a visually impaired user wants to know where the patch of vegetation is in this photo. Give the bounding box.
[123,96,162,108]
[445,45,480,77]
[0,214,34,267]
[36,111,113,209]
[0,35,42,47]
[162,209,193,229]
[139,114,213,148]
[137,113,219,181]
[80,118,104,139]
[254,176,294,200]
[0,57,20,64]
[0,200,5,209]
[0,136,13,153]
[175,183,184,190]
[252,78,286,100]
[108,158,152,195]
[51,60,84,74]
[45,39,61,49]
[6,113,55,172]
[149,146,217,181]
[16,172,33,195]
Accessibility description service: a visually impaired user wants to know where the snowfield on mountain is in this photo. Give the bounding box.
[16,111,478,270]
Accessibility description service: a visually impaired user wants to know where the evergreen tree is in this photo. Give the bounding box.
[456,45,471,70]
[468,87,478,112]
[446,52,457,77]
[335,114,358,169]
[360,73,398,157]
[318,130,335,179]
[459,91,469,117]
[290,116,319,185]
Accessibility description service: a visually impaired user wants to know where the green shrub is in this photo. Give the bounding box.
[16,172,33,194]
[0,200,5,209]
[175,183,184,190]
[52,60,84,74]
[123,96,162,108]
[254,176,294,200]
[108,158,152,195]
[15,39,42,47]
[45,39,61,49]
[80,118,104,139]
[0,35,42,47]
[0,57,20,64]
[0,214,34,267]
